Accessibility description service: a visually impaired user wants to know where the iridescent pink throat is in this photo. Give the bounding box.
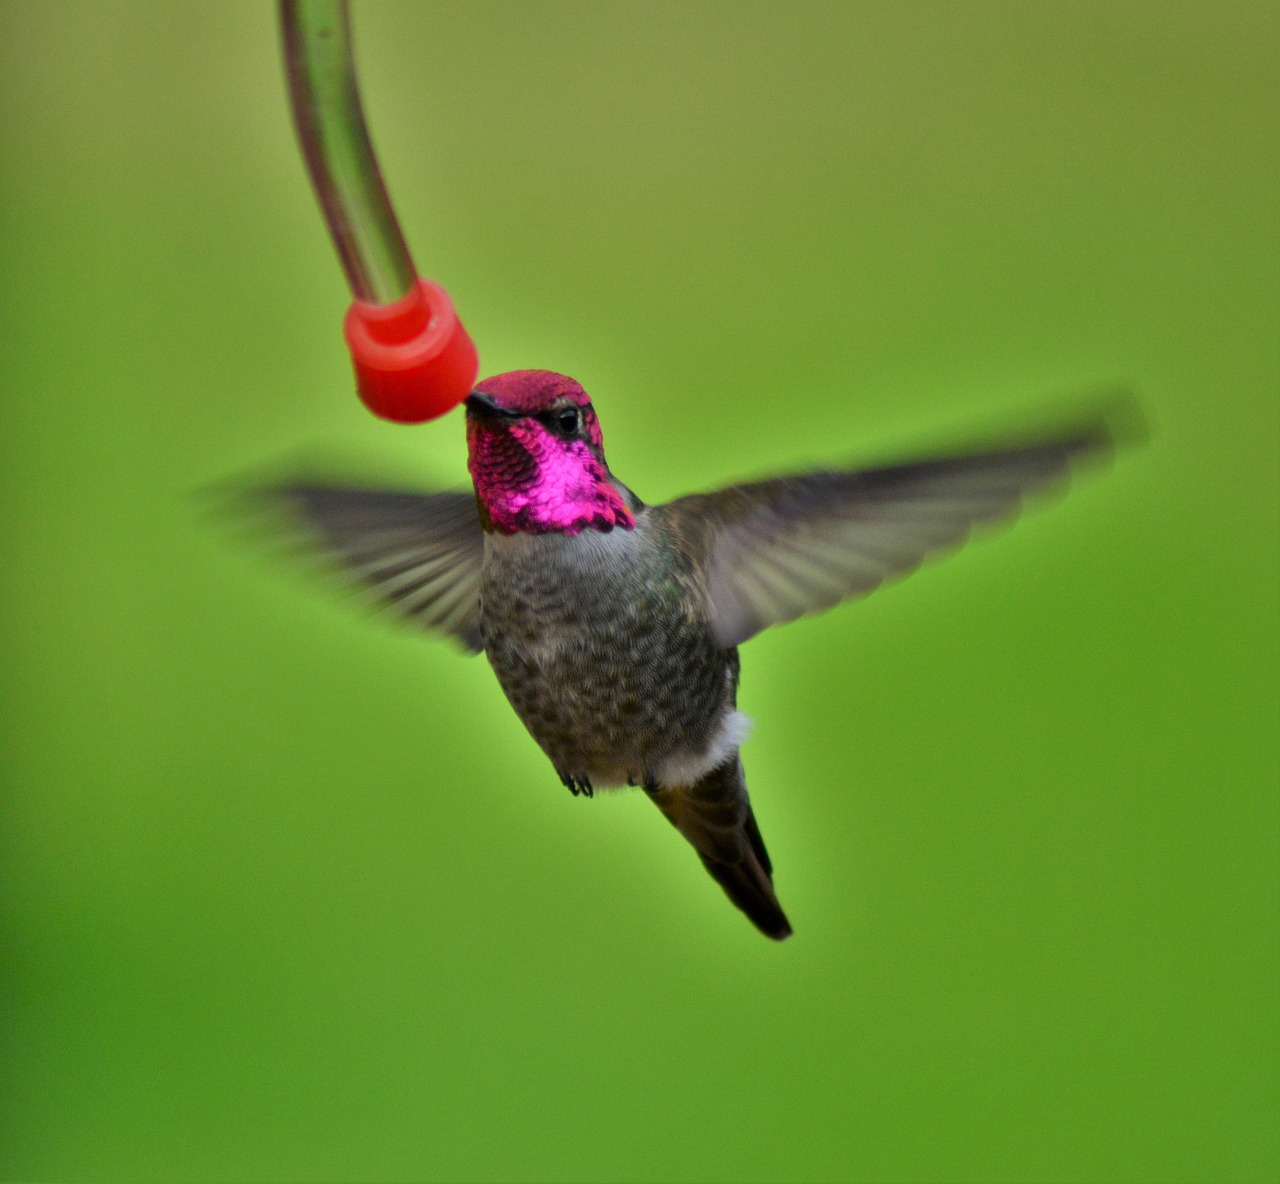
[467,419,635,536]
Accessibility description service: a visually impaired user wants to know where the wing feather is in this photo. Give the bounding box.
[668,423,1115,648]
[257,485,486,652]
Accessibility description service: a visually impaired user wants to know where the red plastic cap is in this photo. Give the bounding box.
[343,277,479,423]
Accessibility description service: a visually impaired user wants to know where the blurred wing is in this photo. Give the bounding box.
[669,425,1114,649]
[260,484,486,652]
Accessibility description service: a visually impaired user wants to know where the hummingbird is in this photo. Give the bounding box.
[261,369,1121,940]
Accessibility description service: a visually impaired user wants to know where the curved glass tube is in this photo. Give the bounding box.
[279,0,416,304]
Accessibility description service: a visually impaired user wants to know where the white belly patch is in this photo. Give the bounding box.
[653,709,753,787]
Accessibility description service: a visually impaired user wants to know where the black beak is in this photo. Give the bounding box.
[465,392,521,421]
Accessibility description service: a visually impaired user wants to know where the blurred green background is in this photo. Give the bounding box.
[2,3,1276,1180]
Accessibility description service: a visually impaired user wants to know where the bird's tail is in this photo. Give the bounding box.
[647,759,792,940]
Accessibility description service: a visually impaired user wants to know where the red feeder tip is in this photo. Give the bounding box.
[343,277,479,423]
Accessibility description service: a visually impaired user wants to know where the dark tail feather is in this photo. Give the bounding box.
[647,759,792,941]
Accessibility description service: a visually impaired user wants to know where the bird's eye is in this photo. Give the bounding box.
[550,408,581,437]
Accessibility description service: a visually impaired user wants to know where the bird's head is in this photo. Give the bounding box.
[464,371,635,535]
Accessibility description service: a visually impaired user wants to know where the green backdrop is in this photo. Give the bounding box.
[2,3,1276,1181]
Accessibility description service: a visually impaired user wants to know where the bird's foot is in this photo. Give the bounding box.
[560,773,594,799]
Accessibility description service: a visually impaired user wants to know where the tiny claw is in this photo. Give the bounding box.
[559,773,594,798]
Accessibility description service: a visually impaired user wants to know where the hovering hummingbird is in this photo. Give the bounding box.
[261,370,1122,940]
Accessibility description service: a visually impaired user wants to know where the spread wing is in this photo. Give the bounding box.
[666,421,1117,649]
[253,484,486,652]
